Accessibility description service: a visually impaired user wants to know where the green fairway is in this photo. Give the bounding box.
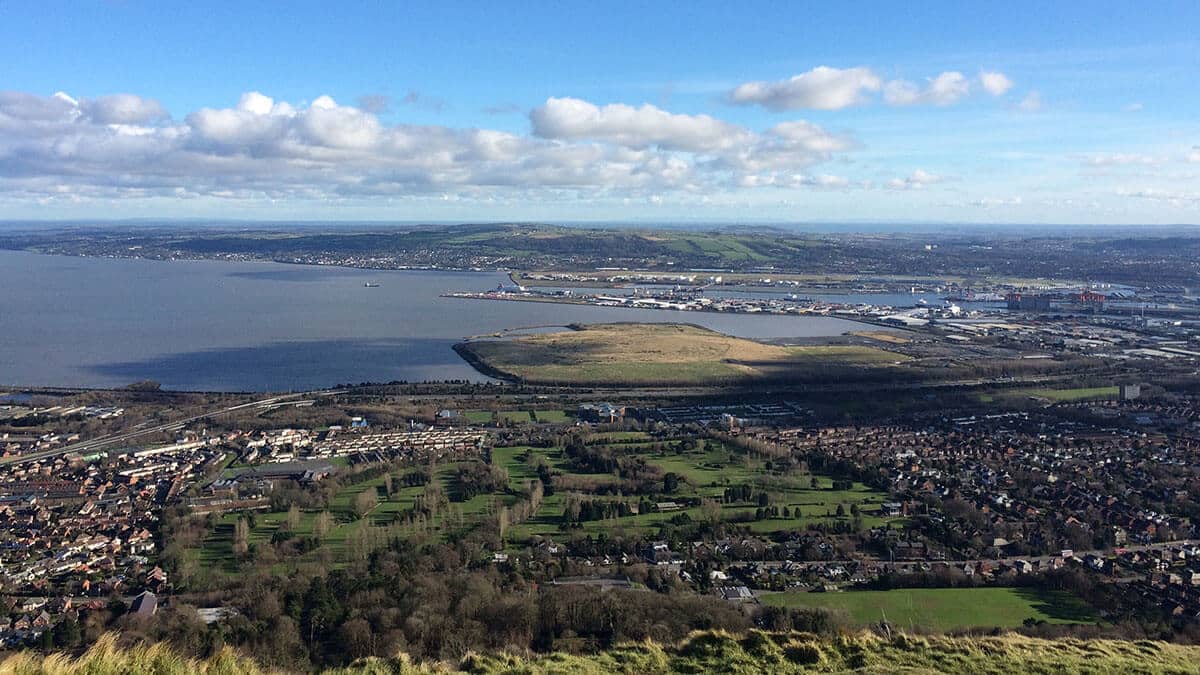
[761,587,1098,631]
[532,409,572,423]
[193,437,900,569]
[463,409,495,424]
[498,410,533,424]
[980,386,1119,404]
[1023,386,1119,401]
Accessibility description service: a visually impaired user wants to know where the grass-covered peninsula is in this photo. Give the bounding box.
[456,323,904,386]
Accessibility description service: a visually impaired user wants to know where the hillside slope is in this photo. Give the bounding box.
[4,630,1199,675]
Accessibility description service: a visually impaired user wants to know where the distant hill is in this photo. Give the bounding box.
[7,630,1200,674]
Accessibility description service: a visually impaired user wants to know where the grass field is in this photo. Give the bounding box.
[463,409,495,424]
[458,323,905,385]
[980,386,1120,404]
[761,587,1098,631]
[533,409,572,423]
[1023,386,1119,401]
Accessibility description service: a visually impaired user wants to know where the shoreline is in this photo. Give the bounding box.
[443,290,891,328]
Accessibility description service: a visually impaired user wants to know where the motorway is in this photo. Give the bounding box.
[0,390,342,468]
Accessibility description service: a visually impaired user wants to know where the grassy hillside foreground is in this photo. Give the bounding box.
[456,323,904,386]
[6,631,1200,674]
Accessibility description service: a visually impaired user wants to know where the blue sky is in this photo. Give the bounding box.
[1,1,1198,223]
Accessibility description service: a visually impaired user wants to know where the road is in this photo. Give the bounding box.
[740,540,1193,576]
[0,390,342,468]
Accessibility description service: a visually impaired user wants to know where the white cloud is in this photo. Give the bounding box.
[299,95,383,149]
[884,72,970,106]
[1117,187,1200,205]
[1187,147,1200,163]
[81,94,168,124]
[530,97,750,152]
[729,66,882,111]
[766,120,850,153]
[1083,152,1166,167]
[970,196,1023,208]
[978,71,1014,96]
[1017,91,1043,112]
[0,89,859,204]
[886,169,944,190]
[797,174,851,188]
[1123,102,1144,112]
[710,119,852,176]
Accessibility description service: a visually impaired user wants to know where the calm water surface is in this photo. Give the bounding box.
[0,251,863,391]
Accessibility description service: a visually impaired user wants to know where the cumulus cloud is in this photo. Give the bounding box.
[729,66,882,111]
[1187,147,1200,163]
[0,89,858,203]
[82,94,168,124]
[979,71,1013,96]
[531,97,751,152]
[884,72,970,106]
[713,120,851,174]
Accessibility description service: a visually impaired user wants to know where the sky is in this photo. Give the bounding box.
[1,1,1198,224]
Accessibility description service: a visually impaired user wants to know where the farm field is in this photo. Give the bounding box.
[761,587,1099,631]
[457,323,905,386]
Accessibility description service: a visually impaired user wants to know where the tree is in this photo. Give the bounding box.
[314,511,333,539]
[285,505,301,531]
[663,472,680,494]
[353,488,378,519]
[498,506,510,540]
[340,617,375,659]
[233,517,250,556]
[52,616,81,648]
[836,503,846,517]
[301,577,343,644]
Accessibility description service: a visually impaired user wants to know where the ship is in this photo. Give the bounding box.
[364,282,380,288]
